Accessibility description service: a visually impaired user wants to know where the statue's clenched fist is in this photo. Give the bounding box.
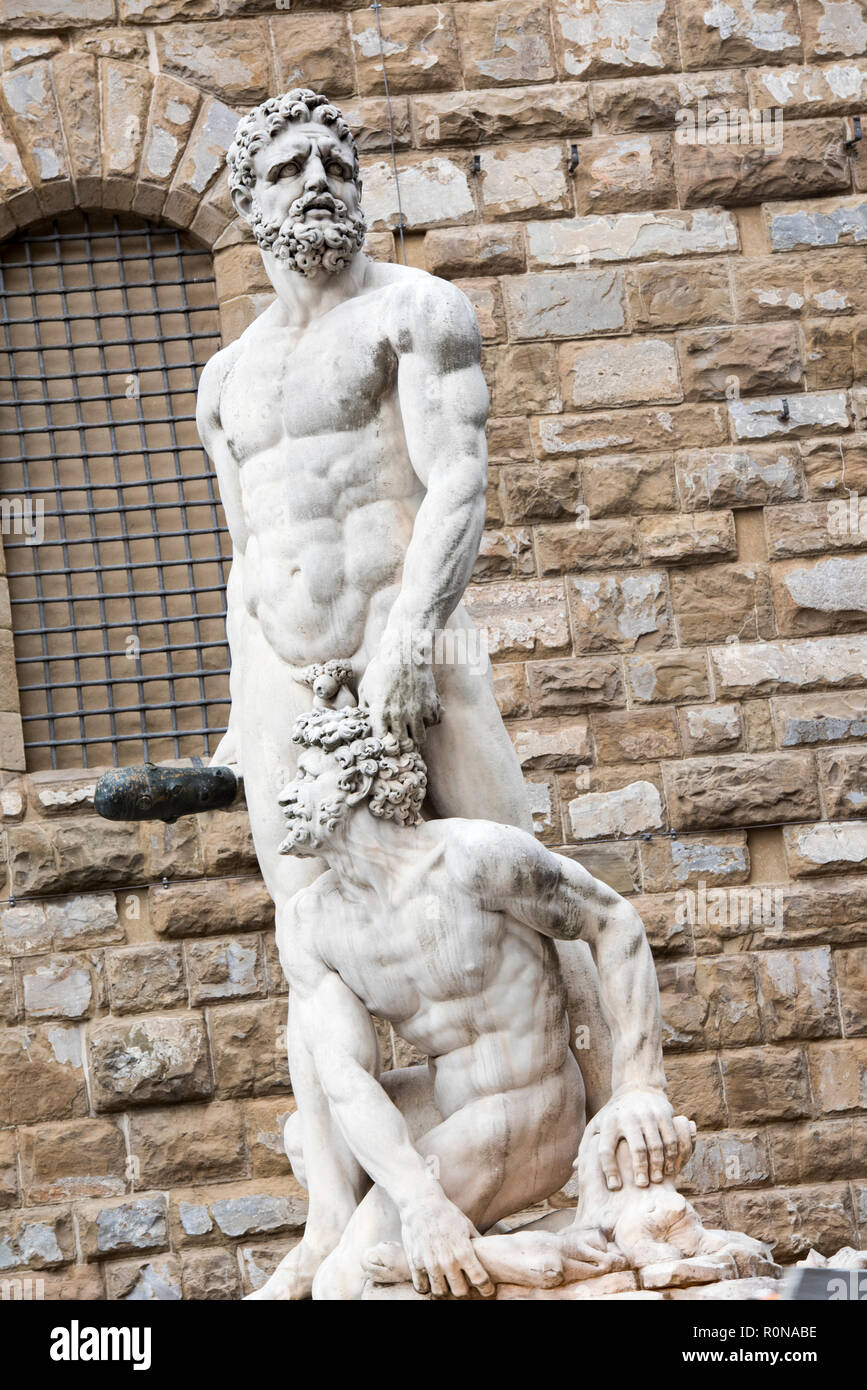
[358,652,441,745]
[585,1088,694,1191]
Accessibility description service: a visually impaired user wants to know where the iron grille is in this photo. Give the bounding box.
[0,209,231,771]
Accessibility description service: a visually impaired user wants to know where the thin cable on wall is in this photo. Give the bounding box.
[370,0,408,265]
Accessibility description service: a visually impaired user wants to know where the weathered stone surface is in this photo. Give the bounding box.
[581,452,676,517]
[767,1116,867,1183]
[0,1129,19,1209]
[552,0,680,78]
[18,1118,125,1204]
[567,780,664,841]
[510,719,592,770]
[1,902,52,956]
[772,553,867,635]
[563,840,641,893]
[568,570,671,651]
[677,120,849,207]
[774,690,867,746]
[0,0,114,29]
[678,0,803,68]
[339,97,410,155]
[462,277,507,343]
[180,1248,241,1301]
[416,83,591,145]
[0,1204,74,1271]
[101,59,152,189]
[486,342,561,415]
[186,935,265,1005]
[44,893,122,948]
[88,1013,212,1112]
[478,143,572,220]
[592,707,680,763]
[243,1097,296,1179]
[711,632,867,697]
[155,22,270,104]
[74,27,149,61]
[172,1178,306,1247]
[425,223,525,277]
[527,657,624,713]
[659,955,761,1050]
[164,97,239,226]
[149,877,273,938]
[722,1046,813,1121]
[272,14,354,97]
[574,133,676,215]
[106,944,186,1015]
[679,703,743,754]
[351,5,461,94]
[78,1194,169,1262]
[820,747,867,819]
[641,833,749,892]
[560,337,681,410]
[664,1053,726,1128]
[22,955,92,1021]
[199,809,257,876]
[800,0,867,59]
[208,999,291,1099]
[51,51,101,202]
[362,153,474,231]
[533,403,727,456]
[671,562,775,644]
[678,445,804,509]
[140,74,200,189]
[625,650,710,703]
[749,59,867,116]
[119,0,215,19]
[127,1103,248,1189]
[757,946,838,1038]
[728,1183,857,1260]
[628,260,734,330]
[536,518,638,574]
[836,947,867,1035]
[810,1038,867,1111]
[780,878,867,948]
[0,59,70,209]
[784,821,867,876]
[526,207,738,268]
[679,324,802,401]
[592,68,749,132]
[639,510,737,564]
[765,194,867,251]
[680,1128,771,1194]
[6,822,143,896]
[663,752,820,829]
[464,580,571,659]
[2,36,62,69]
[627,889,693,954]
[503,269,626,340]
[104,1253,181,1301]
[455,1,556,87]
[0,1024,87,1126]
[500,459,581,523]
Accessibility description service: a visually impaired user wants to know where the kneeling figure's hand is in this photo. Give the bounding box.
[400,1197,495,1299]
[590,1088,694,1191]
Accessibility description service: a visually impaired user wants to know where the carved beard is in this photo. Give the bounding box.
[250,189,367,277]
[279,796,349,855]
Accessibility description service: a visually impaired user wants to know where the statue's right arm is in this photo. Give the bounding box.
[196,344,246,770]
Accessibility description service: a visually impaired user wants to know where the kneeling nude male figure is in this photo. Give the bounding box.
[198,87,687,1299]
[267,706,692,1301]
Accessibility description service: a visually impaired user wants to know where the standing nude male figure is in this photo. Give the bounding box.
[196,89,679,1299]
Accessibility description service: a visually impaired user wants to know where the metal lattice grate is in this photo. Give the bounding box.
[0,209,231,771]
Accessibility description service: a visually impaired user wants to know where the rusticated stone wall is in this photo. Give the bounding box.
[1,0,867,1299]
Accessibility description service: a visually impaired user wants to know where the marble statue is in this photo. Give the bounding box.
[197,88,777,1300]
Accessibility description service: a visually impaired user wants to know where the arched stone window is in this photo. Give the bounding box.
[0,208,230,770]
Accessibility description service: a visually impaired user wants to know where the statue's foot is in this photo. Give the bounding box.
[244,1242,321,1300]
[697,1228,781,1280]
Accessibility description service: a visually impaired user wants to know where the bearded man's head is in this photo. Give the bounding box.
[226,88,367,278]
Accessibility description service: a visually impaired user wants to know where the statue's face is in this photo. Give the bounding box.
[241,122,366,277]
[279,747,354,855]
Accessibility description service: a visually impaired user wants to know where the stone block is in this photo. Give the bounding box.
[88,1012,212,1112]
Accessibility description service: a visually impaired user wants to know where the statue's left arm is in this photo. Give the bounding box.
[358,278,489,743]
[468,827,692,1191]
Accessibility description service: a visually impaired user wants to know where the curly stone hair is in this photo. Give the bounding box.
[226,88,360,200]
[291,706,427,828]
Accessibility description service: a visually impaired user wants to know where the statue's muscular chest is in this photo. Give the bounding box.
[220,300,398,464]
